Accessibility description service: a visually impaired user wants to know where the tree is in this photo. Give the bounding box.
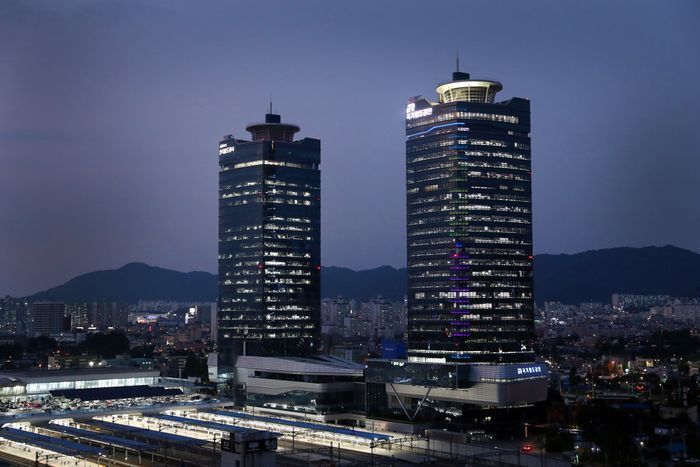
[79,331,130,358]
[544,427,573,453]
[576,402,640,464]
[183,352,208,382]
[26,336,57,353]
[0,343,23,360]
[569,366,579,386]
[130,345,155,358]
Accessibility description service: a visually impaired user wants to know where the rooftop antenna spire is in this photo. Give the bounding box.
[456,49,460,72]
[269,96,273,115]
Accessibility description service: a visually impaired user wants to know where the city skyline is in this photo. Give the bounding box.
[2,0,700,297]
[0,2,698,462]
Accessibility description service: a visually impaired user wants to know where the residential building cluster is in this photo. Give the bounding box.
[540,294,700,346]
[320,297,406,340]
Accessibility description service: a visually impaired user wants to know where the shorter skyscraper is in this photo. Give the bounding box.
[217,111,321,378]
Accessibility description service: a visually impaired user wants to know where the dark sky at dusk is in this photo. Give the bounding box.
[1,1,699,296]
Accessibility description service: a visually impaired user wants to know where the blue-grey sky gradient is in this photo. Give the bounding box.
[1,0,699,296]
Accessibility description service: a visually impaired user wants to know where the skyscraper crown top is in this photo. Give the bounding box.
[436,71,503,104]
[246,112,300,142]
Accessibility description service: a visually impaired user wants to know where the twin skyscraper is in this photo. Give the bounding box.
[218,113,321,365]
[217,70,546,414]
[406,71,534,365]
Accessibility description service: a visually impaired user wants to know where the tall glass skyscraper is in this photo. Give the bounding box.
[406,71,534,365]
[218,113,321,374]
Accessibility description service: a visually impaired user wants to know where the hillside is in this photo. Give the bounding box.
[533,245,700,304]
[29,263,408,303]
[27,246,700,305]
[30,262,217,303]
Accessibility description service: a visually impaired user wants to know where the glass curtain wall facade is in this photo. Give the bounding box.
[406,71,534,364]
[218,113,321,374]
